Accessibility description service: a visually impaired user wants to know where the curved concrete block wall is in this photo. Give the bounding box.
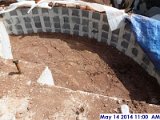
[2,7,160,85]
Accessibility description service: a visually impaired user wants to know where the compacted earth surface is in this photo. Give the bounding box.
[10,33,160,102]
[0,33,159,120]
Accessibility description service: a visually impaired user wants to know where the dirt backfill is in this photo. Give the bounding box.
[10,33,160,104]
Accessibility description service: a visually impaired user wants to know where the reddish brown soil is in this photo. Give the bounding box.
[10,33,160,105]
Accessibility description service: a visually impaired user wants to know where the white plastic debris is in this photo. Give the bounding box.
[0,20,13,59]
[120,104,130,114]
[37,66,54,86]
[0,113,16,120]
[103,5,128,31]
[0,1,36,14]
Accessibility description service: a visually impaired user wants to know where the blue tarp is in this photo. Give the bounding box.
[129,14,160,70]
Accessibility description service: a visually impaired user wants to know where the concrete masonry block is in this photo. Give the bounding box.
[23,17,31,22]
[73,31,79,36]
[92,22,98,29]
[103,14,107,22]
[62,30,70,34]
[62,8,69,15]
[142,54,150,65]
[132,48,138,57]
[32,8,38,15]
[52,7,59,14]
[73,24,79,31]
[112,29,120,35]
[43,16,50,22]
[11,17,20,25]
[5,19,12,24]
[33,16,41,22]
[53,16,60,23]
[44,22,51,28]
[82,26,88,32]
[36,29,43,33]
[19,8,29,15]
[82,19,89,26]
[34,22,42,28]
[92,12,100,20]
[141,63,148,70]
[15,25,23,31]
[17,30,24,35]
[62,23,70,29]
[102,24,109,32]
[41,8,48,14]
[72,9,79,16]
[10,10,17,16]
[101,32,108,38]
[63,16,69,23]
[71,17,80,24]
[123,31,131,41]
[111,35,118,43]
[46,28,52,32]
[55,29,61,33]
[82,10,89,18]
[25,23,32,29]
[54,23,61,29]
[101,37,108,43]
[121,41,129,49]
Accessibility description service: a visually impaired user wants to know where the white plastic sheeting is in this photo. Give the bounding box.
[121,104,130,114]
[37,66,54,86]
[0,0,128,31]
[0,20,13,59]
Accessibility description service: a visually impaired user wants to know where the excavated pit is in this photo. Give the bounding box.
[10,32,160,104]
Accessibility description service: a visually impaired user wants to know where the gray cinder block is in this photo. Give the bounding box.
[35,22,42,28]
[73,24,79,30]
[63,17,69,23]
[62,24,70,29]
[121,41,129,48]
[92,12,100,20]
[32,8,38,15]
[82,26,88,32]
[53,16,60,23]
[72,17,80,24]
[54,23,61,28]
[82,19,89,26]
[111,35,118,43]
[43,16,50,22]
[103,14,107,22]
[102,24,109,32]
[112,29,120,35]
[33,16,41,22]
[25,23,32,29]
[82,10,89,18]
[10,10,17,16]
[45,22,51,27]
[62,8,69,15]
[132,48,138,57]
[23,17,31,22]
[142,55,150,65]
[92,22,98,29]
[72,9,79,16]
[102,32,108,38]
[123,32,131,41]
